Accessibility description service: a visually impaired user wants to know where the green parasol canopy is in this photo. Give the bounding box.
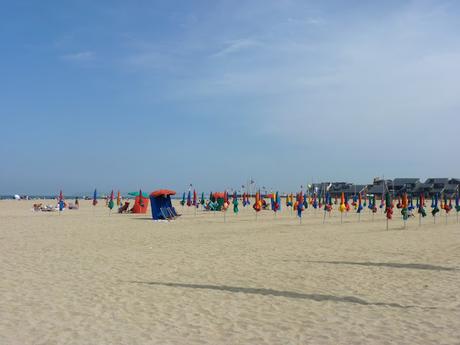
[128,191,149,198]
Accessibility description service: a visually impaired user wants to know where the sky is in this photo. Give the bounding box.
[1,0,459,195]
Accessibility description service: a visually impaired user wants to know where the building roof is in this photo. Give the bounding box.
[425,178,449,184]
[393,178,420,185]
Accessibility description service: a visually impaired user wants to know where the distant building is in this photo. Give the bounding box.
[308,177,459,198]
[311,182,369,197]
[392,178,420,196]
[367,178,392,196]
[443,178,460,197]
[424,178,449,196]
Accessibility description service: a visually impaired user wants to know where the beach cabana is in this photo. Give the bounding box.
[212,192,225,210]
[150,189,176,220]
[128,191,150,214]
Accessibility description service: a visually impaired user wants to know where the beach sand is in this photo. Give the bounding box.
[1,200,459,345]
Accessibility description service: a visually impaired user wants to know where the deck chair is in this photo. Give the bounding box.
[160,207,171,220]
[118,201,130,213]
[166,207,176,219]
[170,207,181,217]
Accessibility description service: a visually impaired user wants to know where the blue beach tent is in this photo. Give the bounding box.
[149,189,176,220]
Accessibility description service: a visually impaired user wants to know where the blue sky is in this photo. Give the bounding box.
[1,0,459,195]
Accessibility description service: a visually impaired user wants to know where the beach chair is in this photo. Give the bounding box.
[170,207,181,217]
[166,207,176,219]
[68,202,79,210]
[118,201,130,213]
[160,207,171,220]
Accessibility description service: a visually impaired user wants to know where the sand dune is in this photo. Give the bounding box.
[1,200,459,344]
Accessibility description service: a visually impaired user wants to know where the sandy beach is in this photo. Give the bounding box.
[1,200,459,345]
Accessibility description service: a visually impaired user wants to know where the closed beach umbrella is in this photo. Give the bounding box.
[418,193,427,217]
[193,190,197,206]
[432,193,439,216]
[59,190,64,211]
[92,189,98,206]
[401,193,408,220]
[108,190,114,210]
[385,192,393,219]
[180,192,186,206]
[297,193,304,218]
[357,193,363,213]
[339,192,346,213]
[233,191,239,214]
[116,190,121,206]
[253,190,261,212]
[408,195,414,211]
[324,192,332,212]
[303,193,308,209]
[186,190,192,207]
[456,189,460,212]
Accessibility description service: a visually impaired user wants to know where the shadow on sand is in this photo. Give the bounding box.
[126,281,428,309]
[294,260,458,272]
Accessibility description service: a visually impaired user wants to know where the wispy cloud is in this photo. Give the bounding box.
[61,51,95,61]
[211,38,261,58]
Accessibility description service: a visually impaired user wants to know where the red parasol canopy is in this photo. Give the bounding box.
[150,189,177,197]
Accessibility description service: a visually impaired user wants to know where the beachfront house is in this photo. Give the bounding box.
[392,178,420,196]
[367,178,392,196]
[424,178,450,196]
[443,178,460,197]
